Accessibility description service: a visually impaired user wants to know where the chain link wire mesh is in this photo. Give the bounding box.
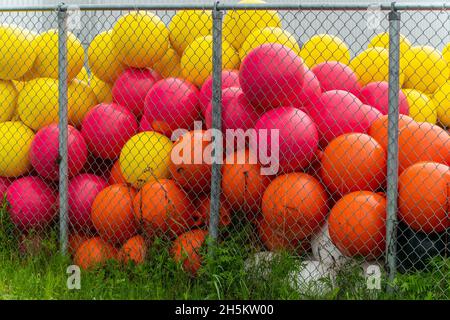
[393,9,450,296]
[0,2,448,298]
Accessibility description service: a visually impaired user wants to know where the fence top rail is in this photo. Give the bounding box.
[0,2,448,12]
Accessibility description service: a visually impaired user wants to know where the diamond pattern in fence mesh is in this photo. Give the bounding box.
[0,4,448,297]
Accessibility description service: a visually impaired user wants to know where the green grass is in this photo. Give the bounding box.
[0,205,449,300]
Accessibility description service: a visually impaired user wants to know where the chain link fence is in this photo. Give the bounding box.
[0,1,448,298]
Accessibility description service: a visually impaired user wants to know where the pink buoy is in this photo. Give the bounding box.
[358,81,409,115]
[308,90,371,147]
[81,103,138,160]
[68,173,108,232]
[311,61,362,96]
[199,70,240,116]
[144,78,200,137]
[253,106,319,174]
[288,69,322,112]
[30,124,88,181]
[6,176,57,231]
[205,87,261,133]
[240,43,307,111]
[112,67,162,118]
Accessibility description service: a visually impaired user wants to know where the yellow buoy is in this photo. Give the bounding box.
[402,89,437,124]
[181,35,240,87]
[0,80,18,122]
[0,25,36,80]
[403,46,449,94]
[10,81,22,121]
[90,76,113,103]
[29,29,85,81]
[12,80,25,93]
[18,63,40,82]
[368,32,412,54]
[112,11,170,68]
[119,131,173,188]
[10,110,21,121]
[0,121,35,177]
[432,81,450,127]
[152,47,183,79]
[300,34,351,68]
[68,79,99,127]
[88,30,126,83]
[223,0,282,51]
[442,42,450,64]
[74,68,113,103]
[76,67,90,83]
[17,78,59,131]
[169,10,212,56]
[349,47,405,87]
[239,27,301,60]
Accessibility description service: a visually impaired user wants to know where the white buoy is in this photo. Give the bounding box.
[288,259,335,296]
[311,222,349,269]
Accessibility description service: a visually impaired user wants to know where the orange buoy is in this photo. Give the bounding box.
[194,195,232,228]
[68,232,91,256]
[171,229,208,275]
[398,162,450,233]
[119,235,148,265]
[257,218,310,253]
[321,133,386,195]
[397,121,449,173]
[328,191,386,259]
[261,172,328,241]
[133,179,194,238]
[368,114,415,151]
[222,149,271,218]
[91,184,137,244]
[74,237,118,270]
[169,130,212,194]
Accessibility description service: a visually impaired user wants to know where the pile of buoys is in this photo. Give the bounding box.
[0,1,449,275]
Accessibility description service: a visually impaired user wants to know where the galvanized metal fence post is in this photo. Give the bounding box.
[57,3,69,256]
[208,1,223,256]
[386,2,401,293]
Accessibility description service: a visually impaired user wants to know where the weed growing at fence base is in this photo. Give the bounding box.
[0,207,448,300]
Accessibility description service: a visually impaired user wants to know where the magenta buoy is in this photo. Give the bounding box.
[112,67,162,118]
[199,70,240,116]
[139,115,153,132]
[205,87,261,133]
[6,176,57,230]
[288,69,322,112]
[239,43,307,110]
[81,103,138,160]
[358,81,409,115]
[68,173,108,231]
[308,90,371,147]
[30,124,88,180]
[253,106,319,174]
[144,78,200,137]
[311,61,361,96]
